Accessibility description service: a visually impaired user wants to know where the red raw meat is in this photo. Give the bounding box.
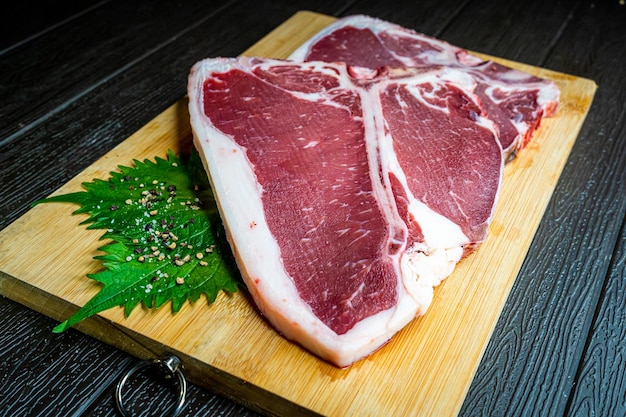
[188,57,502,367]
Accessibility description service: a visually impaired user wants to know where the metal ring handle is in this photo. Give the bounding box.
[115,355,187,417]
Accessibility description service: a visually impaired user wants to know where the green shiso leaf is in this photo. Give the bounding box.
[34,150,240,333]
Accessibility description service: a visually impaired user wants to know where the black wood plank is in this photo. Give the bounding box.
[565,216,626,417]
[0,295,134,415]
[342,0,470,36]
[437,0,579,69]
[459,1,626,416]
[0,0,108,53]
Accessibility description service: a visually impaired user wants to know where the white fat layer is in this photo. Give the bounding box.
[401,244,464,312]
[189,58,318,320]
[536,81,561,114]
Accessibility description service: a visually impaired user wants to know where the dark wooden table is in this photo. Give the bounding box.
[1,1,624,416]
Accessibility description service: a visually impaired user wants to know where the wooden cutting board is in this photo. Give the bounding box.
[0,11,597,417]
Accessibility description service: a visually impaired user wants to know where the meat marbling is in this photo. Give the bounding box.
[289,15,560,160]
[188,56,503,367]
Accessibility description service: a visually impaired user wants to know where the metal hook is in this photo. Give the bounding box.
[115,355,187,417]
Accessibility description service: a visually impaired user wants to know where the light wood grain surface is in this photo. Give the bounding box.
[0,11,597,417]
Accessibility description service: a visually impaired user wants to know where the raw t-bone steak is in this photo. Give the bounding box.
[289,15,560,160]
[188,56,503,367]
